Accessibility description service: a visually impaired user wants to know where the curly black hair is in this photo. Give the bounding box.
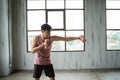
[41,24,52,32]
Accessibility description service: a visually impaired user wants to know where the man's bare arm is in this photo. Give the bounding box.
[31,36,45,53]
[51,35,86,42]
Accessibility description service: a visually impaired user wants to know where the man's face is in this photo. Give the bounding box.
[42,30,51,38]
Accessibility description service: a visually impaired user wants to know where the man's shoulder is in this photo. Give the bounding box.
[36,34,41,37]
[34,34,41,40]
[34,34,41,38]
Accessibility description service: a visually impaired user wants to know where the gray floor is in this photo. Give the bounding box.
[0,69,120,80]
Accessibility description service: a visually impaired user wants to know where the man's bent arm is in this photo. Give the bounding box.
[31,36,45,53]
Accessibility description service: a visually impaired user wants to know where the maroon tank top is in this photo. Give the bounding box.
[34,35,52,65]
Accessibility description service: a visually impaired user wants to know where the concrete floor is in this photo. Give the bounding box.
[0,69,120,80]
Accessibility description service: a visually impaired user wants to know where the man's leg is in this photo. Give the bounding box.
[34,78,40,80]
[33,65,43,80]
[49,77,55,80]
[44,64,55,80]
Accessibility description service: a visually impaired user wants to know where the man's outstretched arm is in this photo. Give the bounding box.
[51,35,86,43]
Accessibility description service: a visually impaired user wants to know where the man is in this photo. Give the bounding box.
[31,24,86,80]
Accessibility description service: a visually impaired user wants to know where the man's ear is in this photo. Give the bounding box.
[41,30,44,33]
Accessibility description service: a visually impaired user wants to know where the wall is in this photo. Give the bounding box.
[12,0,27,70]
[12,0,120,70]
[0,0,12,76]
[9,0,14,73]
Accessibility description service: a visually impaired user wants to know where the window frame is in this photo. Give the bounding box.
[106,0,120,51]
[26,0,85,52]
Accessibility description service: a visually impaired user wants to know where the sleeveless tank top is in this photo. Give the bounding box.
[34,35,52,65]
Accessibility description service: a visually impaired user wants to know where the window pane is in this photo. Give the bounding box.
[47,0,64,9]
[107,10,120,29]
[66,0,83,9]
[66,10,83,30]
[51,31,65,51]
[107,31,120,50]
[27,0,45,9]
[28,32,42,51]
[27,11,45,30]
[48,11,64,29]
[66,31,84,51]
[106,0,120,9]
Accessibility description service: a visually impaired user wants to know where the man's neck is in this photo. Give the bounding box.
[41,35,45,41]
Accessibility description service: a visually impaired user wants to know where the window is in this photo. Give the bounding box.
[106,0,120,50]
[27,0,84,52]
